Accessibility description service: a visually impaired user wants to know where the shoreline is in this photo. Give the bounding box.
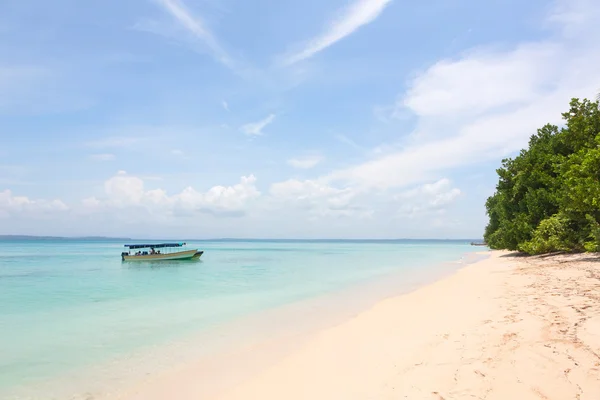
[4,249,485,400]
[121,250,600,400]
[100,252,486,400]
[113,251,489,400]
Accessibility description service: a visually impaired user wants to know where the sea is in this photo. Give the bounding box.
[0,239,487,399]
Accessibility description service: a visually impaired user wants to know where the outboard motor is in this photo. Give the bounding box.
[121,252,129,261]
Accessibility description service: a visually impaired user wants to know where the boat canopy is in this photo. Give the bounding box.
[124,243,186,249]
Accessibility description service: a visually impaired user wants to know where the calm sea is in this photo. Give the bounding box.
[0,239,485,398]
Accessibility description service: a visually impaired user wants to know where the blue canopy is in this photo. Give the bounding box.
[124,243,186,249]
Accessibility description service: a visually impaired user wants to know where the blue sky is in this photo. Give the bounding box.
[1,0,599,238]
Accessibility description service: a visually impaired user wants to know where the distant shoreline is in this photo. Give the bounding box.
[0,235,485,243]
[0,235,132,241]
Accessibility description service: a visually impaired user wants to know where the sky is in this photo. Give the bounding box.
[1,0,599,239]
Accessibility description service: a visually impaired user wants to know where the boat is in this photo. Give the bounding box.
[121,243,203,261]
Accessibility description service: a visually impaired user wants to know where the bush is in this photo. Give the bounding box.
[519,214,574,254]
[584,215,600,252]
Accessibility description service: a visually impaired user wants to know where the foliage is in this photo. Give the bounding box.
[584,215,600,252]
[519,214,574,254]
[484,98,600,254]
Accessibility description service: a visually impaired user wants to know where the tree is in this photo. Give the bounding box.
[484,98,600,254]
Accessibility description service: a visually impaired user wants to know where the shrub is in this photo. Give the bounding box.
[519,214,574,255]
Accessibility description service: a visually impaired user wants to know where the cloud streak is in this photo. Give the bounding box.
[287,155,323,169]
[240,114,276,136]
[150,0,233,68]
[280,0,392,66]
[335,134,362,150]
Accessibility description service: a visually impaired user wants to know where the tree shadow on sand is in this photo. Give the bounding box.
[499,251,600,262]
[499,252,530,258]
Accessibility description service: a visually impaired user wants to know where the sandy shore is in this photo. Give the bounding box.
[121,251,600,400]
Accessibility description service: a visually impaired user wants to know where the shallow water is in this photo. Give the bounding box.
[0,239,484,398]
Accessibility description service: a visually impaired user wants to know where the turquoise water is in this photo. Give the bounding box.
[0,239,483,397]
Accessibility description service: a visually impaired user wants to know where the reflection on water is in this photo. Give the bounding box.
[123,259,203,269]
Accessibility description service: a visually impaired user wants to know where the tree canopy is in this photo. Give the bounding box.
[484,98,600,254]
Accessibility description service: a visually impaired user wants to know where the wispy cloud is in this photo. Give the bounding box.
[89,153,116,161]
[142,0,233,68]
[287,155,323,169]
[325,0,600,190]
[240,114,276,136]
[280,0,393,66]
[222,100,230,111]
[334,134,362,150]
[170,149,191,160]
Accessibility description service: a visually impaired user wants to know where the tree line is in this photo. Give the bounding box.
[484,98,600,254]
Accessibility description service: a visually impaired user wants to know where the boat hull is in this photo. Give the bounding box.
[122,249,203,261]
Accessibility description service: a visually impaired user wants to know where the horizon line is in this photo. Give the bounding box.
[0,235,485,242]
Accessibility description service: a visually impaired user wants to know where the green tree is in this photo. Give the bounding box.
[484,98,600,254]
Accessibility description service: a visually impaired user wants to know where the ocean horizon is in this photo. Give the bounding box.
[0,235,484,241]
[1,238,487,399]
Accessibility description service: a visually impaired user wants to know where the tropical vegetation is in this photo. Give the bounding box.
[484,98,600,254]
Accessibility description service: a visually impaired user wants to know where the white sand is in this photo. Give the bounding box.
[120,251,600,400]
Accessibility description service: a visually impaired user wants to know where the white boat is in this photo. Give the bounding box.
[121,243,203,261]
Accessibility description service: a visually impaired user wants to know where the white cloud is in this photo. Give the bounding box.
[222,100,230,112]
[287,155,323,169]
[103,171,147,206]
[240,114,276,136]
[178,175,260,216]
[269,179,371,218]
[171,149,185,156]
[82,171,260,218]
[546,0,600,37]
[81,196,101,209]
[280,0,392,66]
[0,189,68,218]
[325,0,600,191]
[395,178,461,217]
[401,43,561,119]
[89,153,115,161]
[139,0,233,68]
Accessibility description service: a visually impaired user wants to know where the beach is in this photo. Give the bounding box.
[119,251,600,400]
